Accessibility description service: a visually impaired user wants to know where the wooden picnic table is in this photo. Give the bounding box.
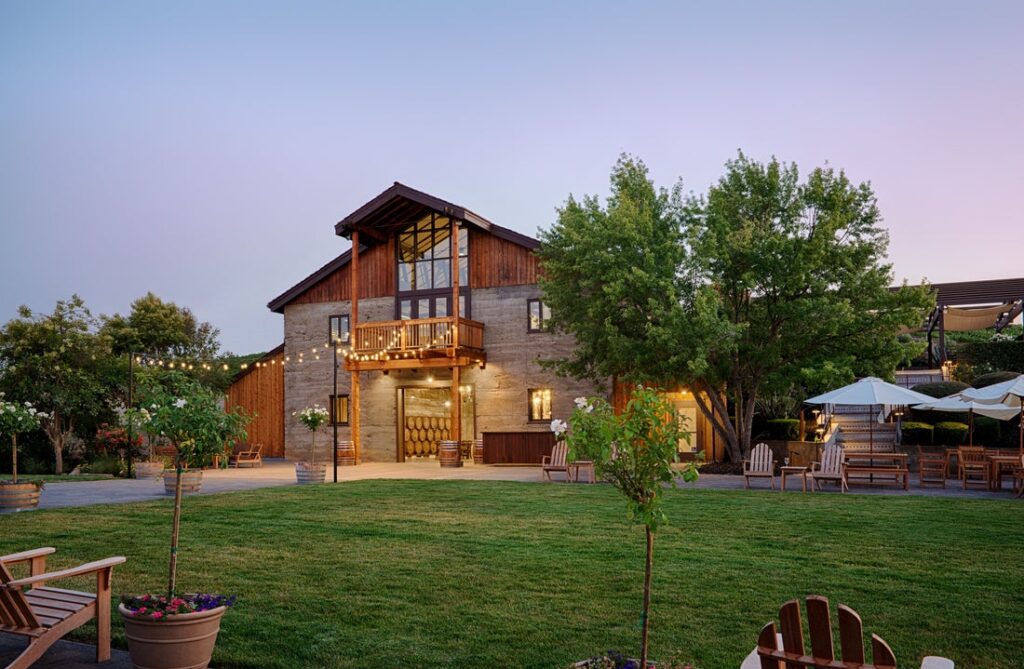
[986,453,1020,491]
[844,452,909,490]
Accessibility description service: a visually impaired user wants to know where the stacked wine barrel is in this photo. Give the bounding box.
[403,416,452,457]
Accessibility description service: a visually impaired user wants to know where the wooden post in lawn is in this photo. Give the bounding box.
[351,229,361,463]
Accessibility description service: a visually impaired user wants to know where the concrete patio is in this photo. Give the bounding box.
[0,637,131,669]
[0,459,1015,512]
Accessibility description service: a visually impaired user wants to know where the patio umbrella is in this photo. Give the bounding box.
[805,378,936,452]
[912,393,1019,445]
[962,375,1024,453]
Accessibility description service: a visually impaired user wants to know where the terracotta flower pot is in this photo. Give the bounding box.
[0,481,41,510]
[119,604,226,669]
[162,470,203,495]
[134,461,165,480]
[295,462,327,484]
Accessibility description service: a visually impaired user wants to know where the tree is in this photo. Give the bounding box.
[0,296,115,473]
[562,389,699,668]
[538,154,931,463]
[102,292,220,358]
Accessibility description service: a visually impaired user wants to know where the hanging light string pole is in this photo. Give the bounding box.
[332,337,339,483]
[127,351,134,478]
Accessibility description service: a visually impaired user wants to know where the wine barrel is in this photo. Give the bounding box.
[439,440,463,468]
[336,440,356,466]
[472,439,484,465]
[295,462,327,484]
[0,482,41,510]
[163,470,203,495]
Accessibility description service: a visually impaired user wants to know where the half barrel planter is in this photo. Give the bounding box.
[162,470,204,495]
[134,461,165,479]
[0,482,41,510]
[119,604,227,669]
[295,462,327,484]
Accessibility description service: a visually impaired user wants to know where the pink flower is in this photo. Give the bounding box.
[152,612,163,619]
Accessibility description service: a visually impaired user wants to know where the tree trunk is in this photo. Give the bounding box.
[310,429,316,467]
[740,392,757,459]
[54,434,64,475]
[692,383,744,462]
[167,456,184,598]
[640,526,654,669]
[11,434,18,484]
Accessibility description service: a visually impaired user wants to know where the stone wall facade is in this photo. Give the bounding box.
[281,285,604,462]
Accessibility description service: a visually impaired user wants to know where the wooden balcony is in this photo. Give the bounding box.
[347,317,485,371]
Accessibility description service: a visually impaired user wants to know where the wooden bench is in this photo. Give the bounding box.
[0,547,126,669]
[844,453,909,490]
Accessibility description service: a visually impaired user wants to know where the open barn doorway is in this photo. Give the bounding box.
[396,385,475,462]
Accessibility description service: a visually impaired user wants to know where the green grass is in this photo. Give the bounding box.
[3,474,115,483]
[1,481,1021,668]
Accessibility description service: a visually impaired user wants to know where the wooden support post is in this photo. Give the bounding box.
[351,229,361,463]
[452,364,461,444]
[451,218,460,353]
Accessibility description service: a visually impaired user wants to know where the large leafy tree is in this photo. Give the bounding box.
[0,296,116,472]
[101,292,220,358]
[539,154,931,463]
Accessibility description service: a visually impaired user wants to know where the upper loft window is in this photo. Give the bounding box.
[397,215,468,292]
[527,299,551,332]
[329,314,350,344]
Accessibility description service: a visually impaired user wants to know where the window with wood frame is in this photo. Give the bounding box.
[329,314,350,344]
[329,394,350,426]
[528,388,552,422]
[527,299,551,332]
[395,214,470,319]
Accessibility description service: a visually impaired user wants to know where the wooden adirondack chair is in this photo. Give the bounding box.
[917,447,948,488]
[743,442,776,490]
[956,446,989,489]
[0,547,125,669]
[741,595,954,669]
[541,442,569,481]
[229,442,263,468]
[1012,453,1024,498]
[809,444,848,493]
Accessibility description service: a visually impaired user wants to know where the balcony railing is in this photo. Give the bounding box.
[352,317,484,354]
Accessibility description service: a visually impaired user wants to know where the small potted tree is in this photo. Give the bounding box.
[293,404,330,484]
[564,389,700,669]
[0,393,47,510]
[118,374,249,669]
[123,407,166,479]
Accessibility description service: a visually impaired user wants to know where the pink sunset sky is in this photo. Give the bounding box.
[1,1,1021,353]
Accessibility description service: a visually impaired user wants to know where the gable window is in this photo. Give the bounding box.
[396,213,470,319]
[329,394,350,426]
[527,299,551,332]
[329,314,350,344]
[528,388,552,422]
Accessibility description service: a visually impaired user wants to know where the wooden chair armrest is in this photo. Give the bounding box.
[920,657,954,669]
[3,556,126,590]
[742,460,751,472]
[541,456,551,466]
[0,547,56,566]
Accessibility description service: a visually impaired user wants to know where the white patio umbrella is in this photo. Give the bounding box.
[962,375,1024,453]
[805,377,936,452]
[912,392,1019,446]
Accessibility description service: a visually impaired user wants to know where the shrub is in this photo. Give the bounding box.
[954,341,1024,375]
[973,416,1001,446]
[971,370,1020,388]
[766,418,800,441]
[934,421,969,446]
[901,422,933,445]
[81,455,123,476]
[912,381,969,399]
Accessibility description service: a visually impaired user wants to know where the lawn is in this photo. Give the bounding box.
[1,481,1021,668]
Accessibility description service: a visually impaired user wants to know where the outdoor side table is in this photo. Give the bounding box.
[780,466,808,492]
[570,460,596,484]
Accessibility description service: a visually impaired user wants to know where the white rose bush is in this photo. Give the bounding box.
[0,392,49,483]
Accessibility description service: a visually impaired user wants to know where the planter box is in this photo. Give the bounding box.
[119,604,226,669]
[134,461,165,480]
[295,462,327,484]
[162,470,203,495]
[0,481,41,510]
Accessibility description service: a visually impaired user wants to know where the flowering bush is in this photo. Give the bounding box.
[95,423,143,455]
[1,394,48,484]
[293,405,330,466]
[121,593,236,620]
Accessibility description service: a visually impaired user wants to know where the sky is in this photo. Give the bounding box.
[1,1,1022,354]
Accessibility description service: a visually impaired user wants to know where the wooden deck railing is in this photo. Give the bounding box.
[352,317,485,353]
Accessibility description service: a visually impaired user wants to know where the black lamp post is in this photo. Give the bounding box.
[332,338,338,483]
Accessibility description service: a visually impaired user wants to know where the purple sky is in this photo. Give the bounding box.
[2,1,1021,354]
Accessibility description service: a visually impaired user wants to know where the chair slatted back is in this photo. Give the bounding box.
[0,559,41,630]
[550,443,567,467]
[820,445,844,475]
[750,443,773,474]
[958,446,985,464]
[757,596,898,669]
